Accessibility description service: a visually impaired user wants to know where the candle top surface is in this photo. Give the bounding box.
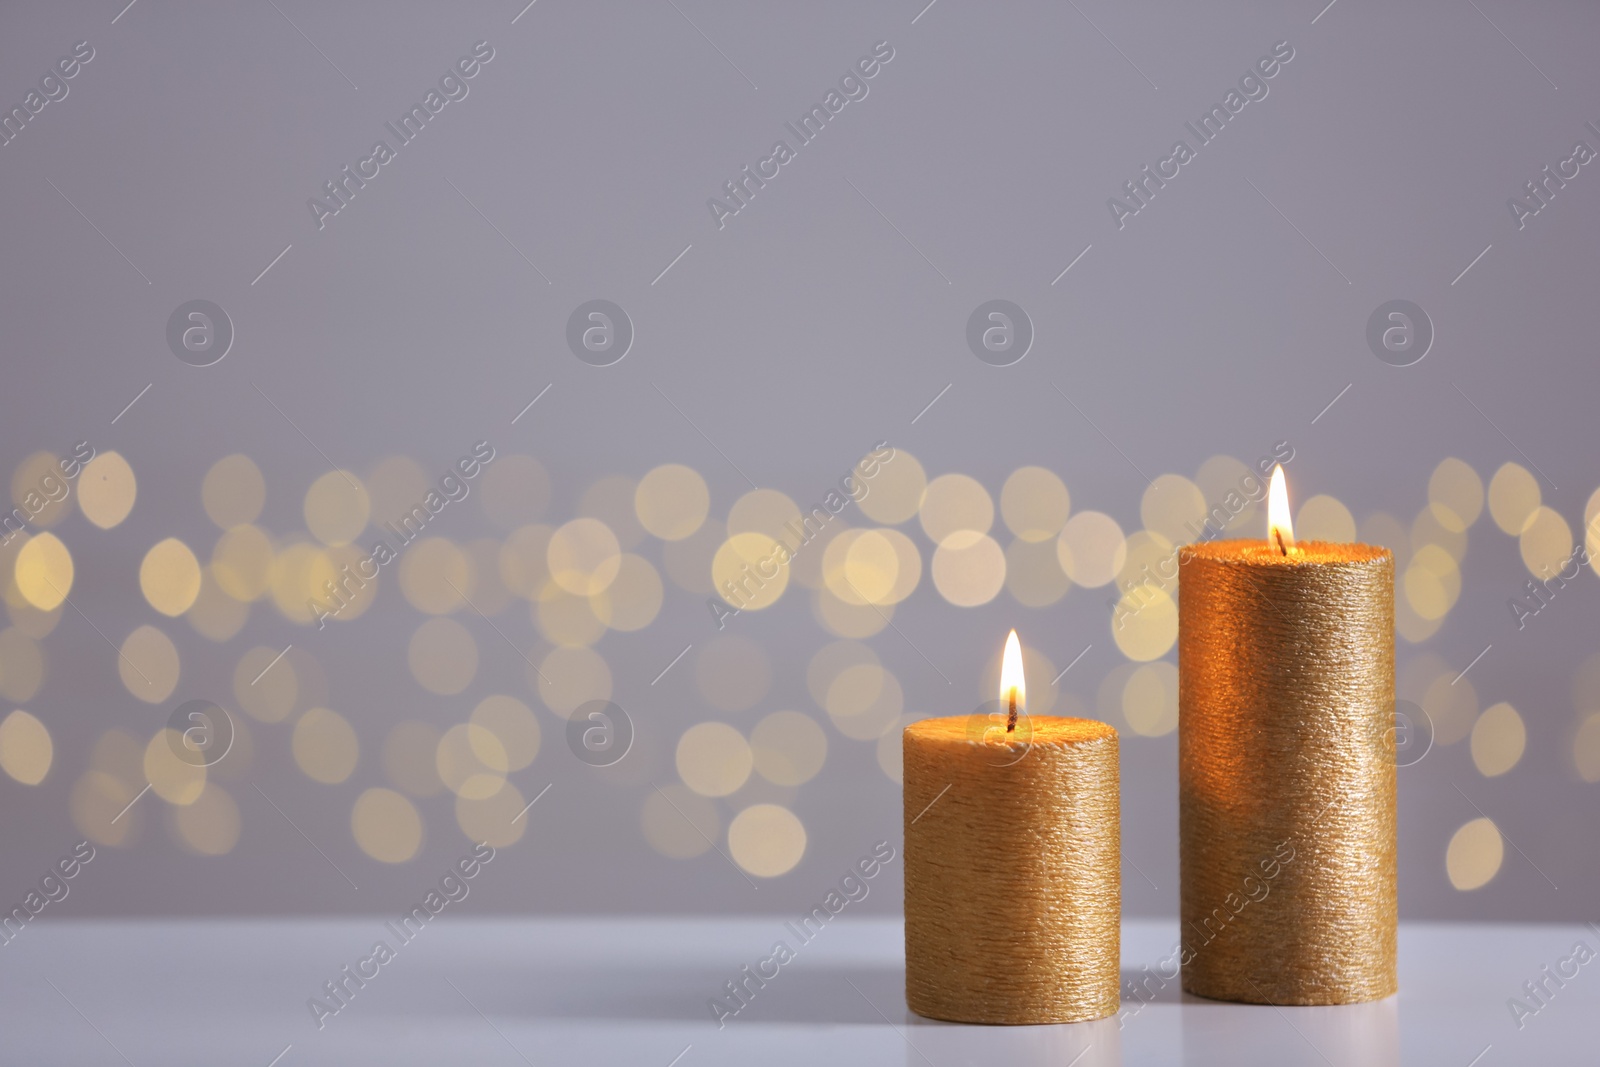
[1180,538,1391,567]
[905,715,1116,748]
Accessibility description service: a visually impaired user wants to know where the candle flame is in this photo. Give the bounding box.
[1001,629,1025,732]
[1268,463,1295,555]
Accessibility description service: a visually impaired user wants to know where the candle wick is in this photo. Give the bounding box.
[1274,527,1288,556]
[1007,688,1017,733]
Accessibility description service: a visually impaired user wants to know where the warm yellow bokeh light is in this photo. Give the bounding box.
[635,463,710,541]
[9,454,75,531]
[352,787,423,863]
[548,518,622,596]
[455,782,528,849]
[72,770,139,847]
[920,474,994,544]
[323,544,379,622]
[398,537,471,614]
[1361,513,1412,571]
[1112,586,1178,662]
[728,804,806,877]
[172,783,241,855]
[292,707,359,784]
[1520,506,1572,579]
[1446,817,1503,891]
[14,532,73,611]
[1116,531,1174,600]
[435,723,508,800]
[824,662,903,740]
[1001,466,1070,543]
[4,594,60,642]
[1470,702,1525,778]
[267,542,325,625]
[140,538,203,616]
[1141,474,1206,545]
[1404,544,1462,621]
[1428,458,1483,532]
[471,694,541,771]
[10,452,75,528]
[1123,661,1178,736]
[836,529,896,606]
[813,587,891,639]
[1585,489,1600,569]
[676,722,753,797]
[408,617,478,695]
[857,449,926,525]
[202,455,266,529]
[825,528,920,606]
[304,470,370,547]
[0,709,52,784]
[589,553,664,631]
[1488,462,1540,536]
[931,530,1006,607]
[78,451,137,529]
[1296,495,1357,543]
[211,524,274,602]
[120,625,179,703]
[750,710,827,786]
[536,646,612,718]
[144,728,205,805]
[1395,593,1443,645]
[712,532,789,610]
[1058,511,1126,589]
[1411,506,1467,565]
[535,582,607,648]
[728,489,802,544]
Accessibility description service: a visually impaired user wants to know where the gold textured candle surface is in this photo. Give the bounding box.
[903,715,1119,1024]
[1178,539,1396,1005]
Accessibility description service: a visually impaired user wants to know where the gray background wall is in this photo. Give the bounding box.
[0,0,1596,921]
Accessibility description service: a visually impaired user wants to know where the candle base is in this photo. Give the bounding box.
[1177,539,1397,1007]
[904,716,1120,1025]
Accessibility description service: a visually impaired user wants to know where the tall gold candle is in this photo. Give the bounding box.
[904,631,1120,1024]
[1178,466,1396,1005]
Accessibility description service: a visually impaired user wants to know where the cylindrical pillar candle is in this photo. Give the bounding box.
[904,714,1120,1024]
[1178,536,1396,1005]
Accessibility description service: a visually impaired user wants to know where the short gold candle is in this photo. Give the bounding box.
[903,715,1120,1024]
[1178,538,1396,1005]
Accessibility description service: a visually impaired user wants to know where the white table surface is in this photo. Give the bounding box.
[1,916,1594,1066]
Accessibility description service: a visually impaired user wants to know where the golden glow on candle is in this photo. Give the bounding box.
[1268,464,1296,555]
[1001,629,1025,732]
